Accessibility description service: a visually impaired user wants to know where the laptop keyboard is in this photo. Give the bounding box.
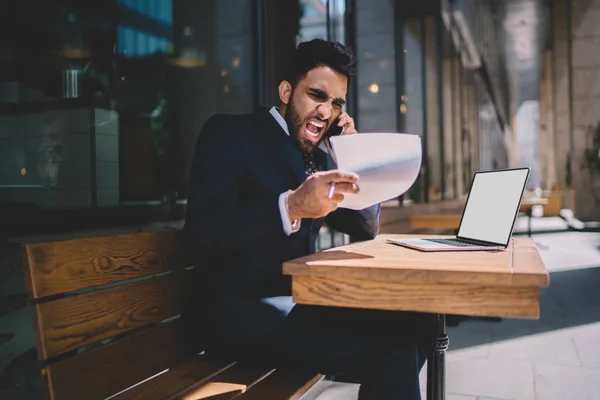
[423,238,480,247]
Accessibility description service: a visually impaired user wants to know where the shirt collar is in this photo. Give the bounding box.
[269,106,289,136]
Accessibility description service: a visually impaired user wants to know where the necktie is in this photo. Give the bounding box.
[303,152,319,176]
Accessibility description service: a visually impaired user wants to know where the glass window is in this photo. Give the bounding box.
[0,0,256,209]
[297,0,345,43]
[298,0,328,43]
[354,0,397,133]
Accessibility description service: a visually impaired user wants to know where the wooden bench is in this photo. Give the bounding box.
[21,229,323,400]
[409,214,462,234]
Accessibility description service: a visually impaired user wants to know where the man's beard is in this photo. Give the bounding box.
[284,94,323,153]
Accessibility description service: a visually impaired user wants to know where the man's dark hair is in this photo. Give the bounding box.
[284,39,356,87]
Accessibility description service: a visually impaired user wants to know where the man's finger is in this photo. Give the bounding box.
[342,126,358,135]
[331,193,345,203]
[329,172,359,183]
[338,112,352,125]
[328,182,359,194]
[317,169,359,183]
[338,112,354,129]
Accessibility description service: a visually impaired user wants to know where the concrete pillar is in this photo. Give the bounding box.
[468,84,480,174]
[453,58,464,197]
[443,58,455,198]
[539,50,558,190]
[425,16,441,199]
[553,0,572,190]
[506,34,522,171]
[569,0,600,219]
[463,79,479,185]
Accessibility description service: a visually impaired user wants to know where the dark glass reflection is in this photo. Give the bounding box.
[0,0,256,208]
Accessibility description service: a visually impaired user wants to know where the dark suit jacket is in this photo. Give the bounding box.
[184,107,380,352]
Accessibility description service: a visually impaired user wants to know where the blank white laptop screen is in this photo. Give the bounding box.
[458,169,529,246]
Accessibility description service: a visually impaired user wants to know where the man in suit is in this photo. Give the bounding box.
[184,39,429,400]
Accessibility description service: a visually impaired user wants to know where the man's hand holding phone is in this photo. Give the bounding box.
[325,111,356,164]
[330,111,357,136]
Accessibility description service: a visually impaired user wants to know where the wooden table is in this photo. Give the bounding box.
[282,234,549,400]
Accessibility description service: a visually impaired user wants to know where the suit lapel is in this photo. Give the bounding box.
[253,108,307,186]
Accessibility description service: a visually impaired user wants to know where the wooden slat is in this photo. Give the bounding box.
[292,275,541,318]
[114,355,234,400]
[44,320,187,400]
[180,363,276,400]
[23,230,184,299]
[33,273,182,360]
[236,370,324,400]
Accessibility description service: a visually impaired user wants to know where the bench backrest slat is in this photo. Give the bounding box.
[22,230,192,400]
[23,230,183,299]
[33,272,183,359]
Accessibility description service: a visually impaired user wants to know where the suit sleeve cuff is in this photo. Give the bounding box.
[279,191,301,236]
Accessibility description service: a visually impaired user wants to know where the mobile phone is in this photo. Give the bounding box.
[326,118,344,137]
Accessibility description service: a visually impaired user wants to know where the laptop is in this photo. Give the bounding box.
[387,167,530,252]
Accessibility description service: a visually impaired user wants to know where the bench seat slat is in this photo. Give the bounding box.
[179,362,276,400]
[34,273,182,360]
[113,355,233,400]
[234,370,324,400]
[44,320,187,400]
[23,230,184,299]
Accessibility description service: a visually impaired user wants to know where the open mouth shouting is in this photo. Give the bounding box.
[304,119,326,141]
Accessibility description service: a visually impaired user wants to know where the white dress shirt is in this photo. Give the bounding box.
[270,107,302,235]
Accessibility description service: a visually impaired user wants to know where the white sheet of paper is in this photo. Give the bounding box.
[330,133,422,210]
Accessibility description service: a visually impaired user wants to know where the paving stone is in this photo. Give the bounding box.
[419,356,535,400]
[565,321,600,340]
[420,392,478,400]
[488,332,581,367]
[305,381,359,400]
[447,329,491,358]
[572,336,600,369]
[477,397,514,400]
[534,363,600,400]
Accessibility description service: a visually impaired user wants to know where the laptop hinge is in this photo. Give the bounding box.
[456,237,501,246]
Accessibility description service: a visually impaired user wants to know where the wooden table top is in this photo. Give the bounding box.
[283,234,549,288]
[283,235,549,319]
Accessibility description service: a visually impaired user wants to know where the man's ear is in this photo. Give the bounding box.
[278,81,292,105]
